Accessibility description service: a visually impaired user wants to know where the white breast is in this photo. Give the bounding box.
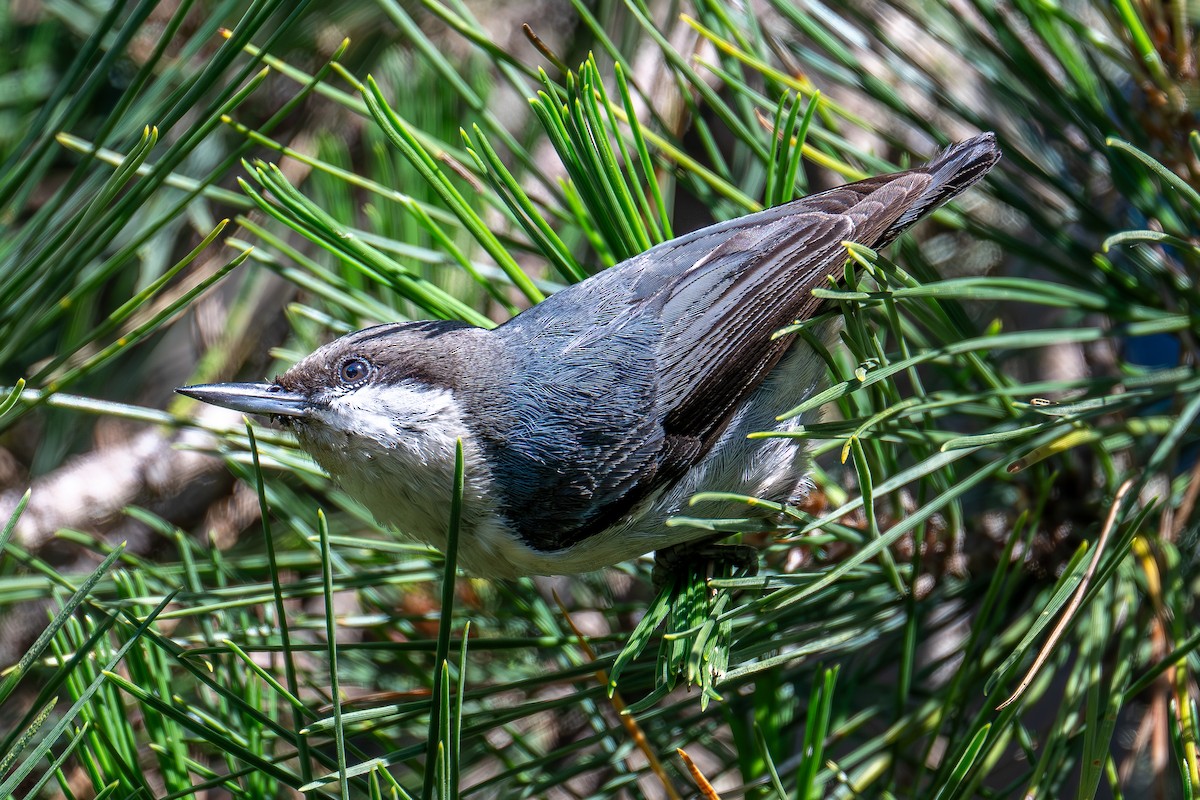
[295,381,515,572]
[296,334,831,578]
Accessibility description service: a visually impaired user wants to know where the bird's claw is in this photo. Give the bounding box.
[651,542,759,592]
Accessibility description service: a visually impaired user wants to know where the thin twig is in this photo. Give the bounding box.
[677,748,722,800]
[1172,455,1200,540]
[554,592,682,800]
[997,478,1134,710]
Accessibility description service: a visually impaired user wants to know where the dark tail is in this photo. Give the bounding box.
[874,132,1001,247]
[922,132,1001,200]
[794,132,1001,251]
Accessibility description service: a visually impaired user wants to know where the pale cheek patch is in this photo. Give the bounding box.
[317,382,458,446]
[291,379,502,560]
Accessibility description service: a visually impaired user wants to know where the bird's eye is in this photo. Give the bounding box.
[338,358,371,385]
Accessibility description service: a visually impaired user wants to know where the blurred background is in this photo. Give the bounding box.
[0,1,1196,798]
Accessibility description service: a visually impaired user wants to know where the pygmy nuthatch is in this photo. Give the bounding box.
[179,133,1001,577]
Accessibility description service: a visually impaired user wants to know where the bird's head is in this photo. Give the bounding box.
[177,320,485,463]
[178,320,507,554]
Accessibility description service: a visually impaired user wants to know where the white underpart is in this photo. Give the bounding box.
[296,381,514,575]
[298,333,832,578]
[496,335,831,576]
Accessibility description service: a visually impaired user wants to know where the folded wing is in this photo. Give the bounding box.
[488,134,1000,551]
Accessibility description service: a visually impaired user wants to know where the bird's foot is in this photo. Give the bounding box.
[652,541,759,592]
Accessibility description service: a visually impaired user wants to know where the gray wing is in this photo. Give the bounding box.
[481,134,999,551]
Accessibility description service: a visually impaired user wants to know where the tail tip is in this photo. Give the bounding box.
[934,131,1002,173]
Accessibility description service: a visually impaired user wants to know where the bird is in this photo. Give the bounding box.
[179,133,1000,578]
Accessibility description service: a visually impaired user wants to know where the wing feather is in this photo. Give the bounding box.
[484,134,1000,551]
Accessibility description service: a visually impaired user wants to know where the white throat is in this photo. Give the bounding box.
[295,381,502,563]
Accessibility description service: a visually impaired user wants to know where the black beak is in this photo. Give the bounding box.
[176,382,309,418]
